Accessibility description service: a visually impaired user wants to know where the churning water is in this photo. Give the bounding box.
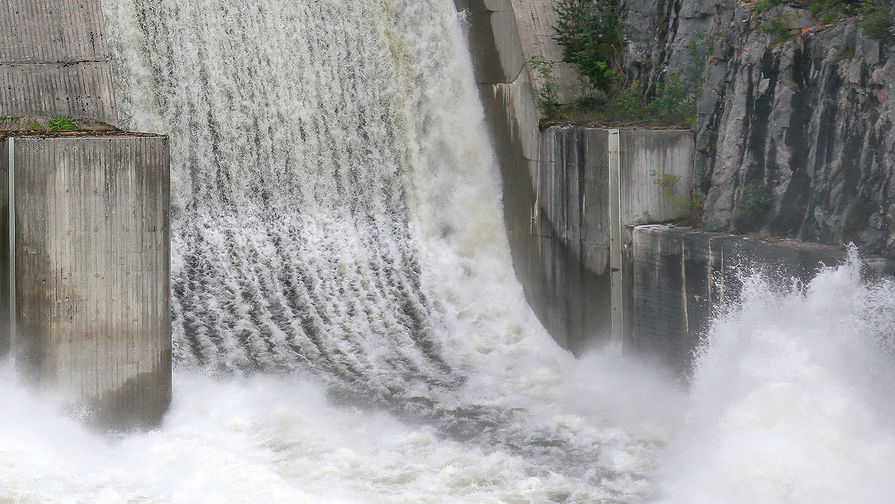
[1,0,893,502]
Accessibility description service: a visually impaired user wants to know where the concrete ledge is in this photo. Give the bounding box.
[1,134,171,429]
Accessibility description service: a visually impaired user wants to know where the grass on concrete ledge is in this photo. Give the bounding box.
[48,115,79,131]
[0,115,118,133]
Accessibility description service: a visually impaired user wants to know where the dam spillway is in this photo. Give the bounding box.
[0,0,894,502]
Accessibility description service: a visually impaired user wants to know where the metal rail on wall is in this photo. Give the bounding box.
[608,129,623,346]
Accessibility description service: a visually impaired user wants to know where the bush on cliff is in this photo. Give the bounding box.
[553,0,623,90]
[754,0,893,41]
[540,2,707,128]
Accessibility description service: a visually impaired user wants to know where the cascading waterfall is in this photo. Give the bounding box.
[1,0,894,502]
[106,0,463,388]
[97,0,679,499]
[101,0,592,450]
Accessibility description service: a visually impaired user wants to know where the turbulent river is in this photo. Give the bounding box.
[2,0,895,502]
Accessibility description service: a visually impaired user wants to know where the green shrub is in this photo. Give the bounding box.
[754,0,786,14]
[685,32,712,86]
[529,55,560,115]
[860,0,894,40]
[836,45,857,59]
[733,183,773,229]
[649,73,698,127]
[548,3,705,127]
[761,11,795,45]
[49,116,78,131]
[553,0,622,91]
[755,0,892,40]
[805,0,861,23]
[654,172,705,223]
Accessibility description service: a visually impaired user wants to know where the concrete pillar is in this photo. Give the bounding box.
[1,134,171,429]
[535,127,695,351]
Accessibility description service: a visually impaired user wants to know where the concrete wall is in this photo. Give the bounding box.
[455,0,577,347]
[537,126,696,256]
[534,127,694,350]
[454,1,615,352]
[1,134,170,428]
[508,0,585,104]
[0,0,117,123]
[630,225,895,374]
[447,0,700,353]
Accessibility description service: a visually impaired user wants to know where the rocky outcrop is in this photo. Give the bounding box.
[617,1,895,258]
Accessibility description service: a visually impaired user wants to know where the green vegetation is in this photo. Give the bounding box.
[48,116,78,131]
[836,45,857,59]
[754,0,786,14]
[538,0,707,128]
[529,55,560,116]
[753,0,893,41]
[761,11,795,45]
[553,0,622,90]
[654,172,705,224]
[733,183,773,229]
[860,0,894,40]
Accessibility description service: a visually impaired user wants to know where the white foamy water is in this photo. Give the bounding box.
[658,254,895,504]
[0,352,682,503]
[1,0,893,501]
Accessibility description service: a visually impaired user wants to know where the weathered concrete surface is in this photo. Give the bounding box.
[1,134,170,428]
[630,224,895,374]
[535,127,694,350]
[455,0,583,348]
[509,0,586,103]
[538,127,696,276]
[455,1,616,352]
[0,0,117,123]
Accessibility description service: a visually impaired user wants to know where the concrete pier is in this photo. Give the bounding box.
[1,134,171,428]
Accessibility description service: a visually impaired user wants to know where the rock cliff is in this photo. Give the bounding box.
[619,0,895,257]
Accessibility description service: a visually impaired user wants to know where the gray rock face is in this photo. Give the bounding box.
[617,0,895,257]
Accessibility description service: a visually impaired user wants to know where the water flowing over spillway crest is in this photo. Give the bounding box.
[2,0,895,502]
[94,0,680,500]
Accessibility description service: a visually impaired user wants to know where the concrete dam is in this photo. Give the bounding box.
[2,0,895,502]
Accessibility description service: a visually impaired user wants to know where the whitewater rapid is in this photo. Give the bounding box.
[4,256,894,503]
[1,0,893,502]
[657,254,895,504]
